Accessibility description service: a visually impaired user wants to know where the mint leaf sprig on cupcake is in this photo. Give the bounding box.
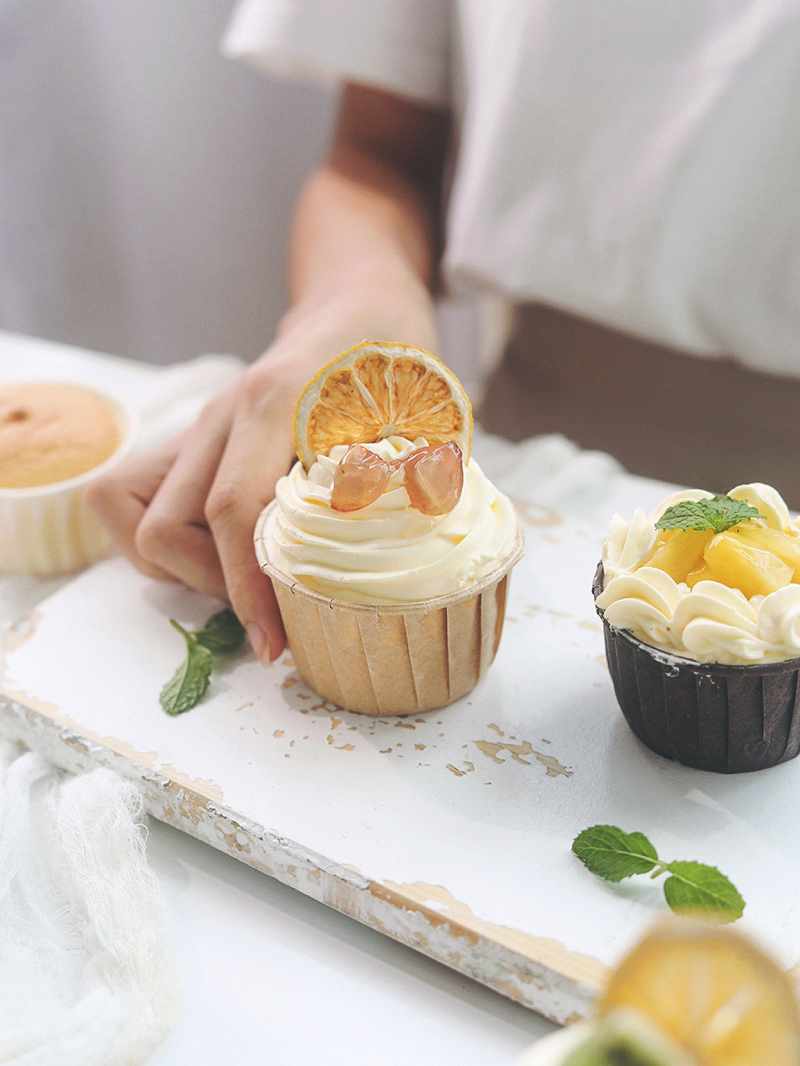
[572,825,745,922]
[655,495,765,535]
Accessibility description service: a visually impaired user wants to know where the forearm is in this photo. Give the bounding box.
[280,162,439,354]
[273,89,448,365]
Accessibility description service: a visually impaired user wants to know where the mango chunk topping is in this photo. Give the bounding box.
[639,521,800,600]
[732,524,800,581]
[701,533,792,599]
[644,529,713,584]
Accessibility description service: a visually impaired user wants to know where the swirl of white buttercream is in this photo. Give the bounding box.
[598,484,800,664]
[596,567,684,650]
[260,436,519,604]
[672,582,768,664]
[757,585,800,652]
[729,482,791,531]
[602,509,657,578]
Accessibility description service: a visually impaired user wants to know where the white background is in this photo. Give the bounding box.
[0,0,334,365]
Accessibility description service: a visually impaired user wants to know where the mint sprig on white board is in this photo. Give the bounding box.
[160,608,246,716]
[572,825,745,922]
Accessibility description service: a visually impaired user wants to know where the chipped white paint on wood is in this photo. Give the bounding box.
[3,497,800,1024]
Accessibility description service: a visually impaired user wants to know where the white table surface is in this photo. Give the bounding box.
[0,331,570,1065]
[145,821,558,1065]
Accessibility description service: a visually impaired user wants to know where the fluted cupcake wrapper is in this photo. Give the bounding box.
[255,503,523,716]
[593,564,800,773]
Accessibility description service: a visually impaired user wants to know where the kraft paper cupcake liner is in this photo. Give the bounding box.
[593,563,800,773]
[0,389,136,577]
[255,504,523,716]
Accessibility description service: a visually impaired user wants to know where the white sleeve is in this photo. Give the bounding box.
[222,0,451,108]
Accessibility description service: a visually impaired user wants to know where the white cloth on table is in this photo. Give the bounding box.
[0,741,179,1065]
[472,427,623,516]
[224,0,800,378]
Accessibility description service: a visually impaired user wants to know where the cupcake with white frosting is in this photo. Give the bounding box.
[254,342,523,716]
[594,483,800,772]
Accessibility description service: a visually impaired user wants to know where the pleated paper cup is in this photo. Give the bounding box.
[0,390,137,577]
[593,563,800,773]
[255,503,523,716]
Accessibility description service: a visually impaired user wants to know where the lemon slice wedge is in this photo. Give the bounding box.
[292,341,472,471]
[594,919,800,1066]
[516,920,800,1066]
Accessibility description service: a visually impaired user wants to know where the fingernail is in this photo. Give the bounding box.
[246,622,267,661]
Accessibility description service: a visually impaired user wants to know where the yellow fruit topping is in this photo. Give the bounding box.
[685,566,717,589]
[639,511,800,600]
[292,342,472,471]
[594,918,800,1066]
[703,533,793,599]
[732,525,800,582]
[646,530,713,584]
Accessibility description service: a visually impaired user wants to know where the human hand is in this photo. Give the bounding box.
[87,345,322,664]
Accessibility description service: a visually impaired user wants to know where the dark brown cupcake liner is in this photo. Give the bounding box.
[593,563,800,773]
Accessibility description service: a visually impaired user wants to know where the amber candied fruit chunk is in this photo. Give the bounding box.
[330,445,391,512]
[403,442,464,516]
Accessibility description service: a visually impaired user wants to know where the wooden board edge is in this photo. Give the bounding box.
[0,690,604,1024]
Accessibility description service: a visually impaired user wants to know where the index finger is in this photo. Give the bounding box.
[205,382,298,664]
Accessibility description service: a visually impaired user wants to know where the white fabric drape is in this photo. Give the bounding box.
[0,742,180,1065]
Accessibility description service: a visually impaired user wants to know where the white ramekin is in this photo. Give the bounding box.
[0,386,138,577]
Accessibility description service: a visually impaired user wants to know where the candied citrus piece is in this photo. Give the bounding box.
[403,442,464,516]
[731,525,800,582]
[330,444,391,512]
[643,530,713,584]
[703,533,792,598]
[596,918,800,1066]
[293,342,472,470]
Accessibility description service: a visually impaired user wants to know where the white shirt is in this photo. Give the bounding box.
[224,0,800,377]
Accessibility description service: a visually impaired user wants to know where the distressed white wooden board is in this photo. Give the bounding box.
[3,499,800,1025]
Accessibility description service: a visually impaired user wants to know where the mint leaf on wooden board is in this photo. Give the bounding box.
[159,622,213,716]
[572,824,746,922]
[194,607,246,654]
[572,825,659,882]
[663,861,746,923]
[655,496,764,535]
[159,609,247,716]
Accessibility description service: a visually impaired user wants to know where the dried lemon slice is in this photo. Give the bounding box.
[292,341,472,471]
[590,919,800,1066]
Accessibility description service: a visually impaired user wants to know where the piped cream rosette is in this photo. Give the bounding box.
[597,483,800,665]
[261,436,519,604]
